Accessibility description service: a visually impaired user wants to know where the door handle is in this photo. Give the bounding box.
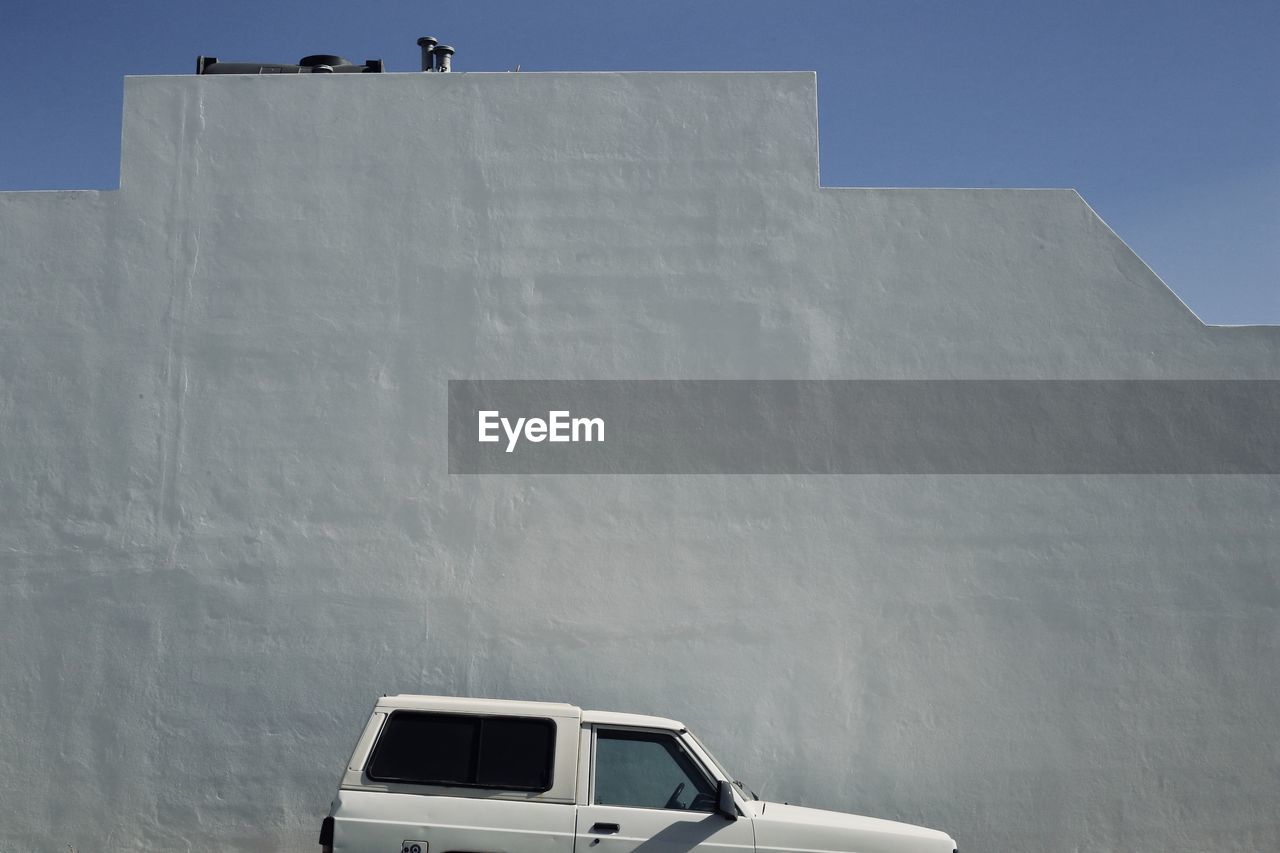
[590,822,621,834]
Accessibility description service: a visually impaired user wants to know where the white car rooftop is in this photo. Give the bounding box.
[374,693,580,717]
[373,694,686,731]
[580,709,686,730]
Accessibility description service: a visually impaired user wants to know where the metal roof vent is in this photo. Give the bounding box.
[417,36,455,72]
[196,54,384,75]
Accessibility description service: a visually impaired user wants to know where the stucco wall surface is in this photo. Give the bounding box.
[0,72,1276,852]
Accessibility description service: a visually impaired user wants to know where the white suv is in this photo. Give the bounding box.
[320,694,957,853]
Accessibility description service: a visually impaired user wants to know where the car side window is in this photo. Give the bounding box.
[594,728,718,811]
[366,712,555,791]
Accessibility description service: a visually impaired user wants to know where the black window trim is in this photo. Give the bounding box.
[366,710,557,793]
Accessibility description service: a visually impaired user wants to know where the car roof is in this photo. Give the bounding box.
[372,694,685,730]
[581,709,686,730]
[375,694,581,717]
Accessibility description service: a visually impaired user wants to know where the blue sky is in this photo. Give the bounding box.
[3,0,1275,324]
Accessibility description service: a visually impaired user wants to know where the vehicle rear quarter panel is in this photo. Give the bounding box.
[334,790,576,853]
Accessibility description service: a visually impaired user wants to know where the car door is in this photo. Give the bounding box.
[575,726,754,853]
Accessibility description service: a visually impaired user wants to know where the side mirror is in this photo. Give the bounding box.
[717,780,738,820]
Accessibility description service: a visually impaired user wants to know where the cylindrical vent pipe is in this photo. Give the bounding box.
[433,45,454,72]
[416,36,438,72]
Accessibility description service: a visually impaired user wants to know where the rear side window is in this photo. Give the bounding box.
[366,712,555,791]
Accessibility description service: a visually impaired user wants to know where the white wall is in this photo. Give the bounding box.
[0,71,1276,852]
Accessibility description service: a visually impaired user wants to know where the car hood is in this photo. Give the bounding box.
[747,801,955,853]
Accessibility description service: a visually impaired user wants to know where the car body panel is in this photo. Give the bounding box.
[751,802,955,853]
[333,790,576,853]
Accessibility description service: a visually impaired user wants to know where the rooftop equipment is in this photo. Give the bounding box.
[417,37,455,72]
[416,36,437,70]
[198,36,456,75]
[196,55,384,75]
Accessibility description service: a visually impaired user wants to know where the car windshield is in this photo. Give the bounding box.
[687,731,758,800]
